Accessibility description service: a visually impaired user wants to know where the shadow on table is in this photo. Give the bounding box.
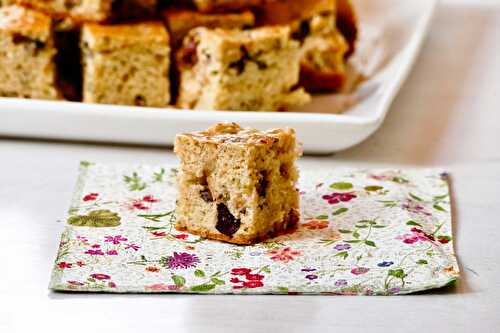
[334,2,495,165]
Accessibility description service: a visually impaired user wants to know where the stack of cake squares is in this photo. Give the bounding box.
[0,0,357,111]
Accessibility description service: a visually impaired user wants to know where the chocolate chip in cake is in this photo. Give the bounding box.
[12,33,46,55]
[291,19,311,44]
[200,188,213,203]
[229,46,250,74]
[216,203,241,236]
[257,170,268,197]
[178,40,198,68]
[134,95,146,106]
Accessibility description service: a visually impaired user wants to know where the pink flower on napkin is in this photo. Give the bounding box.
[267,247,302,263]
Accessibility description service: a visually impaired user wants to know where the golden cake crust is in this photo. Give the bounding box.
[163,8,255,47]
[178,123,297,146]
[82,21,169,51]
[0,5,52,41]
[15,0,112,22]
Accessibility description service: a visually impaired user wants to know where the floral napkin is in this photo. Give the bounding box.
[49,162,459,295]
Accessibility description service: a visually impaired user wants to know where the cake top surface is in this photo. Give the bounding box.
[190,25,291,44]
[82,21,169,51]
[178,123,295,145]
[0,5,52,41]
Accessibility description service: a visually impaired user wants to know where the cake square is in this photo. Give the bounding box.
[176,26,310,111]
[81,21,171,107]
[293,12,349,92]
[15,0,113,22]
[162,8,255,48]
[0,5,59,99]
[174,123,300,245]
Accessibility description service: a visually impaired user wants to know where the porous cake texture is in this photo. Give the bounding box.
[81,21,170,107]
[174,123,300,245]
[0,5,59,99]
[176,26,310,111]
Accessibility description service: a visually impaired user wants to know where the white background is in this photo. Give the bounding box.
[1,0,500,332]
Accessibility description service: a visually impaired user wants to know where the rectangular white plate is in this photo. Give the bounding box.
[0,0,437,153]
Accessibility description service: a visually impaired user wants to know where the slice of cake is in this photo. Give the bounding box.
[162,8,255,48]
[0,5,59,99]
[175,123,300,245]
[256,0,350,92]
[176,26,310,111]
[15,0,113,22]
[193,0,262,13]
[81,21,170,107]
[292,12,349,92]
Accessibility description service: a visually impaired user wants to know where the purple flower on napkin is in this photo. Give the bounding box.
[334,243,351,251]
[335,279,348,287]
[377,261,394,267]
[301,268,317,272]
[305,274,319,280]
[166,252,200,269]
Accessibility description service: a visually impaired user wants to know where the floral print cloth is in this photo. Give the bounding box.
[49,162,460,295]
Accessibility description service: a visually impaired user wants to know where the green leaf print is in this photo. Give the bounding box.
[191,284,216,292]
[211,278,225,285]
[338,229,352,234]
[406,220,423,227]
[332,208,349,216]
[335,251,349,259]
[194,269,206,278]
[388,269,407,279]
[364,240,376,247]
[330,182,353,190]
[316,214,329,220]
[172,275,186,287]
[417,260,428,265]
[153,168,166,182]
[124,172,147,191]
[433,204,447,212]
[409,193,423,202]
[67,209,121,227]
[364,186,383,192]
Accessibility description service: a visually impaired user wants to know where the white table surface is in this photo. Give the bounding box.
[1,0,500,332]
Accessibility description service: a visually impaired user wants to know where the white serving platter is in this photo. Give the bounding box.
[0,0,437,154]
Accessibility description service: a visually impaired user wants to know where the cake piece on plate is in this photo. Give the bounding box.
[15,0,113,22]
[257,0,350,92]
[175,123,300,245]
[162,8,255,48]
[292,12,349,92]
[176,26,310,111]
[0,5,59,99]
[193,0,262,13]
[81,21,170,107]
